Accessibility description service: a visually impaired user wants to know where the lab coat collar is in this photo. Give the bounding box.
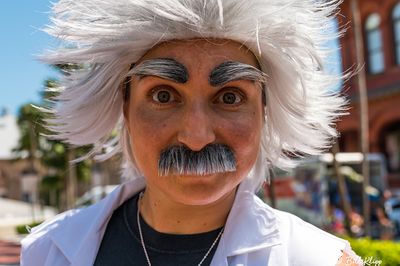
[47,178,280,265]
[214,185,282,261]
[48,177,146,265]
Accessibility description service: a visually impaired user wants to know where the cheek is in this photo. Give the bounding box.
[129,104,175,143]
[217,111,262,168]
[127,104,177,174]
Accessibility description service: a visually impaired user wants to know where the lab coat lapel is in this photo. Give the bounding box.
[44,178,280,265]
[211,187,282,265]
[47,177,146,265]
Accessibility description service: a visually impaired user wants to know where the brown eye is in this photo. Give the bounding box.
[152,90,173,103]
[222,92,237,104]
[218,91,243,105]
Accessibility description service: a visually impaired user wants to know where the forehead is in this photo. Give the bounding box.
[138,39,259,71]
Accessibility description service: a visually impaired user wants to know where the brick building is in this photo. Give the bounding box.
[337,0,400,188]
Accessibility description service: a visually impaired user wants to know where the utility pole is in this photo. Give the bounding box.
[332,142,353,235]
[350,0,370,237]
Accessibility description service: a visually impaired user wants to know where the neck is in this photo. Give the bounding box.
[139,188,236,234]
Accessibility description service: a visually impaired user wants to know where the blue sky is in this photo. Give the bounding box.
[0,2,342,116]
[0,0,58,115]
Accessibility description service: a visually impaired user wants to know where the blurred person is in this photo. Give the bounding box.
[350,208,364,238]
[20,0,362,265]
[330,204,346,235]
[371,191,394,240]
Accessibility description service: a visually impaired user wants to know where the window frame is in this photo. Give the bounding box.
[365,13,385,74]
[393,3,400,65]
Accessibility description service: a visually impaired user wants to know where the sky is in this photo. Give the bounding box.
[0,1,342,116]
[0,0,58,116]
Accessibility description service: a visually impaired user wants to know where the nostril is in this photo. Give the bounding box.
[177,133,216,151]
[175,105,216,150]
[177,123,216,151]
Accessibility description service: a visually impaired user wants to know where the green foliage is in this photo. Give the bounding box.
[13,104,45,155]
[15,65,94,208]
[41,175,62,189]
[15,221,43,235]
[77,160,92,182]
[344,237,400,266]
[39,174,63,208]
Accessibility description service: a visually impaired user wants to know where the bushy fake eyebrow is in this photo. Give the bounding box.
[209,61,267,87]
[128,58,189,83]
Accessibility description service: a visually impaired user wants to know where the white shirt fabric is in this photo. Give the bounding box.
[20,177,360,266]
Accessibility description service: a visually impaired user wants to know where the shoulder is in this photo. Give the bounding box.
[273,208,346,245]
[20,205,99,265]
[261,203,359,266]
[22,203,100,243]
[20,208,80,265]
[20,181,143,265]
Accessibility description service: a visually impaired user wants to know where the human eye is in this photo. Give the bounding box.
[215,88,246,106]
[148,85,179,105]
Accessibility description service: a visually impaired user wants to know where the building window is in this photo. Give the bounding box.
[393,3,400,65]
[365,13,385,74]
[385,129,400,173]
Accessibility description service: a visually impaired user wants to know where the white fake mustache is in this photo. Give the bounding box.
[158,143,236,176]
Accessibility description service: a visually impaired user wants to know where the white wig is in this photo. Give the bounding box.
[42,0,346,191]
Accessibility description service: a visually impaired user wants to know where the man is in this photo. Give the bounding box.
[21,0,362,265]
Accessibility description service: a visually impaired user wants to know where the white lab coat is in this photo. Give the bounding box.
[20,177,357,266]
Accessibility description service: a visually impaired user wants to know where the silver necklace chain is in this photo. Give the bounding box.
[137,192,224,266]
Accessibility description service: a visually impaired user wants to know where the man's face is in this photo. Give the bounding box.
[125,39,264,205]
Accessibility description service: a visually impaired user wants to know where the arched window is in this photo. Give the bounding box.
[393,3,400,65]
[365,13,385,74]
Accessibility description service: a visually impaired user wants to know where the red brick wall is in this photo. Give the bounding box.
[339,0,400,96]
[337,0,400,150]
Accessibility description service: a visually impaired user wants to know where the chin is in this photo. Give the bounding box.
[174,192,230,206]
[171,175,239,206]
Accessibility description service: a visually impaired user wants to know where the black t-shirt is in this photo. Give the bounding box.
[94,192,222,266]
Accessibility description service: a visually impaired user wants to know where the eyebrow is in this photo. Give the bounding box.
[209,61,267,87]
[128,58,189,83]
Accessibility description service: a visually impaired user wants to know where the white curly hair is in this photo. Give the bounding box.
[42,0,347,191]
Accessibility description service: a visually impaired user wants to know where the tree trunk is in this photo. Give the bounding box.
[66,148,77,209]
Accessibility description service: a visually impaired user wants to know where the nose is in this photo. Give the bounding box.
[177,102,216,151]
